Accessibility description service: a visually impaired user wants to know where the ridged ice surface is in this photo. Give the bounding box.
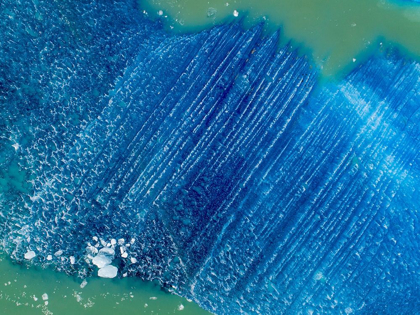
[1,0,420,314]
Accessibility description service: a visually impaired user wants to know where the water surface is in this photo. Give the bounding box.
[0,254,210,315]
[140,0,420,76]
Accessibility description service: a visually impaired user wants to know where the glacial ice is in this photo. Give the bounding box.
[1,0,419,314]
[98,265,118,278]
[24,251,36,260]
[92,248,115,268]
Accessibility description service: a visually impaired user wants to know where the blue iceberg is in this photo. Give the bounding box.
[1,0,419,314]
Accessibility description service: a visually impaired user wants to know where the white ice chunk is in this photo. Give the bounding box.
[42,293,48,300]
[110,239,117,246]
[121,252,128,258]
[178,304,184,310]
[54,250,63,256]
[92,247,115,268]
[130,257,137,264]
[70,256,76,264]
[92,255,112,268]
[24,250,36,260]
[80,279,88,289]
[46,255,53,261]
[98,265,118,278]
[118,238,125,245]
[130,238,135,244]
[99,247,115,256]
[233,10,239,17]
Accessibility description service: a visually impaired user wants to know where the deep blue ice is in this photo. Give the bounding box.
[1,0,419,314]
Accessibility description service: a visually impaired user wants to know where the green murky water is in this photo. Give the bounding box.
[140,0,420,77]
[0,254,210,315]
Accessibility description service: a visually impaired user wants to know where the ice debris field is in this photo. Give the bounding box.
[1,0,420,314]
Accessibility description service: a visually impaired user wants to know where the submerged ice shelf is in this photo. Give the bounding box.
[1,0,420,314]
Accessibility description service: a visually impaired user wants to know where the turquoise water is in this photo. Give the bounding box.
[0,253,210,315]
[140,0,420,77]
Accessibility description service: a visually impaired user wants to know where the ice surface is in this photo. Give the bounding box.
[92,248,115,268]
[98,265,118,278]
[24,251,36,260]
[1,0,419,314]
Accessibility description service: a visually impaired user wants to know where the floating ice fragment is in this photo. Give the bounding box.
[24,250,36,260]
[121,252,128,258]
[150,297,157,300]
[98,265,118,278]
[110,239,116,246]
[70,256,75,264]
[130,238,135,244]
[99,247,115,256]
[42,293,48,300]
[80,279,88,289]
[178,304,184,310]
[54,250,63,256]
[92,247,115,268]
[12,143,19,151]
[46,255,52,261]
[158,10,163,16]
[33,295,38,301]
[92,236,98,242]
[207,7,217,17]
[233,10,239,17]
[92,255,112,268]
[130,257,137,264]
[117,238,125,245]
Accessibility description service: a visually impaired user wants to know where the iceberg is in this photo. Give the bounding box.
[1,0,419,314]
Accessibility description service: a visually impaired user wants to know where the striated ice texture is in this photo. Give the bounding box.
[1,0,420,314]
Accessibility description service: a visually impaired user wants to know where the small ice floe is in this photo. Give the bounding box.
[130,238,135,244]
[70,256,76,264]
[353,58,356,63]
[149,297,157,300]
[42,293,48,300]
[46,255,53,261]
[33,295,38,301]
[121,252,128,258]
[24,250,36,260]
[117,238,125,245]
[233,10,239,17]
[92,247,115,268]
[130,257,137,264]
[110,239,117,246]
[12,143,19,151]
[54,250,63,257]
[80,279,88,289]
[207,7,217,17]
[29,194,42,202]
[178,304,185,311]
[158,10,163,16]
[98,265,118,278]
